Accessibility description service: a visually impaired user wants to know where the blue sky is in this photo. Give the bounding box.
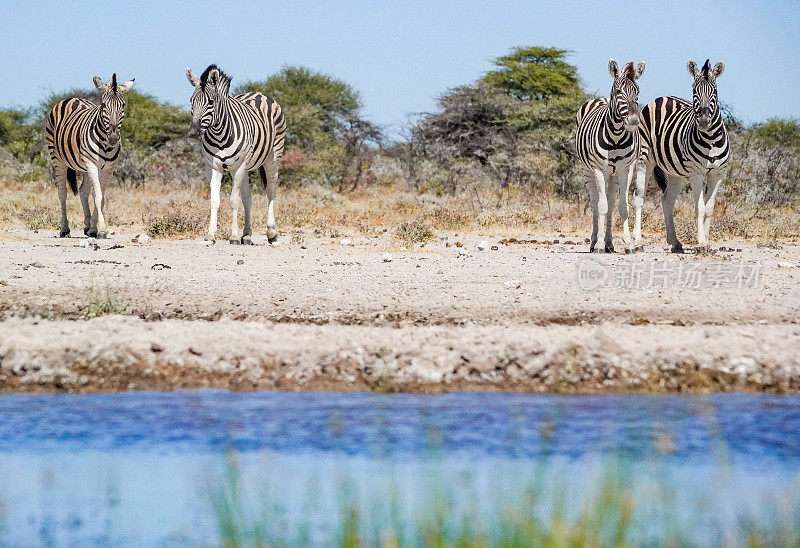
[1,0,797,136]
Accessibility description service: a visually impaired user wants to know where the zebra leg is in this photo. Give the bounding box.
[619,170,633,252]
[86,164,107,238]
[690,176,708,249]
[240,176,253,245]
[264,161,279,244]
[584,172,600,253]
[604,177,617,253]
[54,164,70,237]
[228,166,247,244]
[206,168,223,242]
[661,178,683,253]
[632,161,647,252]
[79,175,92,236]
[702,176,723,247]
[593,169,608,253]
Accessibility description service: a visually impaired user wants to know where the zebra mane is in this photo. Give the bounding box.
[111,73,117,94]
[701,59,711,78]
[200,64,231,91]
[622,62,636,80]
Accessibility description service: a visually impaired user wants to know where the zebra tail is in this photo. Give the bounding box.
[653,165,667,192]
[257,166,269,189]
[66,168,78,196]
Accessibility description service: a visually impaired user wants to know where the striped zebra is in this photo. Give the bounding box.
[633,59,729,252]
[45,74,135,238]
[576,60,645,253]
[186,65,286,244]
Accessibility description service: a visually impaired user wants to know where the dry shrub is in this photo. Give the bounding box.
[395,219,434,244]
[142,199,207,238]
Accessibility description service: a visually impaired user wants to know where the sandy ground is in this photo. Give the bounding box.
[1,228,799,393]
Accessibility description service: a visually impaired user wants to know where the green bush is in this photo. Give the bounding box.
[236,66,382,189]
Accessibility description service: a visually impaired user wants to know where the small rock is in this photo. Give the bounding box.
[477,241,487,251]
[455,241,464,248]
[132,234,150,244]
[778,262,793,268]
[197,240,213,246]
[382,253,393,263]
[150,343,164,353]
[504,280,522,289]
[237,259,244,265]
[458,249,468,257]
[339,238,353,246]
[491,245,499,251]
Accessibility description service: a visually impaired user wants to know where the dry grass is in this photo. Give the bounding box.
[1,178,798,245]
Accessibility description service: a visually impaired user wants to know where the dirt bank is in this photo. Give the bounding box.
[1,229,799,393]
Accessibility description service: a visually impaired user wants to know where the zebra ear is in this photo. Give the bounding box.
[93,76,108,92]
[186,68,200,88]
[608,59,619,79]
[712,62,725,79]
[687,60,699,79]
[634,61,645,79]
[118,78,135,93]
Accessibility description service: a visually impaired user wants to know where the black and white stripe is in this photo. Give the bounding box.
[575,59,645,253]
[45,74,135,238]
[186,65,286,244]
[635,59,729,252]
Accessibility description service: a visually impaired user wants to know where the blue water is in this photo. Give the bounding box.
[0,391,799,545]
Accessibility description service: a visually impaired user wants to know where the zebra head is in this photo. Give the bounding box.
[186,65,230,137]
[687,59,725,130]
[608,59,645,132]
[92,74,135,146]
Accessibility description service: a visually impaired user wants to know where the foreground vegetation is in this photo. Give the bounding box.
[210,453,800,547]
[1,177,798,245]
[1,46,799,241]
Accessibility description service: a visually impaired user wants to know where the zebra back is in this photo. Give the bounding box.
[45,98,120,172]
[638,95,729,177]
[235,92,286,163]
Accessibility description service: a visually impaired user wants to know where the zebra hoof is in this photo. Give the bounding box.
[84,228,90,236]
[87,230,98,238]
[229,239,242,245]
[241,236,253,245]
[96,232,108,239]
[604,245,615,253]
[204,234,216,243]
[625,247,634,255]
[634,245,645,253]
[59,230,70,238]
[671,244,685,254]
[267,228,278,244]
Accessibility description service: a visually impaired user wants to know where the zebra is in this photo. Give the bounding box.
[632,59,729,253]
[576,59,645,253]
[45,74,135,238]
[186,65,286,244]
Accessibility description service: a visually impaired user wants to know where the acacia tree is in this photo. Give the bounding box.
[481,46,582,101]
[410,45,587,197]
